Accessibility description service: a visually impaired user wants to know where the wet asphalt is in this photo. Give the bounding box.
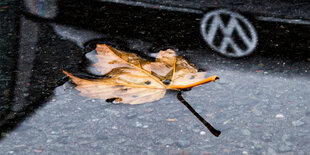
[0,1,310,154]
[1,43,310,154]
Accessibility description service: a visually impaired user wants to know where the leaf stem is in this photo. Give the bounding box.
[177,91,221,137]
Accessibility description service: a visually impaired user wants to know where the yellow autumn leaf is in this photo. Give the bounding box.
[63,44,219,104]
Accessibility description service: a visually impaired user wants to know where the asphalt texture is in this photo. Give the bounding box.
[103,0,310,20]
[1,38,310,154]
[1,1,310,155]
[0,0,18,113]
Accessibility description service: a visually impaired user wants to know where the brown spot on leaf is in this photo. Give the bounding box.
[106,98,119,103]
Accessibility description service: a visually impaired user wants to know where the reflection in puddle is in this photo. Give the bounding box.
[24,0,57,18]
[13,16,38,112]
[52,24,105,48]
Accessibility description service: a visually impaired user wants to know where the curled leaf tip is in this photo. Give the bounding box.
[63,70,72,77]
[211,75,220,82]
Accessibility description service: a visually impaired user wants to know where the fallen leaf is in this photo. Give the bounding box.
[63,44,219,104]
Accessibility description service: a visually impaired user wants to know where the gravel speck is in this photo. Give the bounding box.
[253,141,263,150]
[278,145,291,152]
[143,150,156,155]
[126,112,137,119]
[262,133,272,142]
[90,142,98,148]
[135,121,142,127]
[23,93,29,97]
[96,134,108,140]
[270,104,282,110]
[236,142,244,148]
[282,134,294,146]
[275,114,284,118]
[200,131,206,135]
[104,109,120,117]
[65,123,78,129]
[267,147,277,155]
[292,120,304,127]
[136,122,142,127]
[160,138,174,145]
[176,140,191,148]
[192,128,200,133]
[252,108,262,116]
[253,89,261,95]
[116,139,126,144]
[241,129,251,136]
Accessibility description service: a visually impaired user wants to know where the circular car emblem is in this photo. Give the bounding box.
[201,9,258,57]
